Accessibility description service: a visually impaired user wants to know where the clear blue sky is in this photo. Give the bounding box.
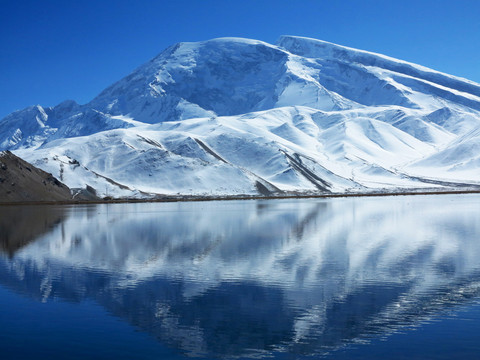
[1,0,479,119]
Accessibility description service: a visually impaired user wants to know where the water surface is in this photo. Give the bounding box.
[1,194,480,359]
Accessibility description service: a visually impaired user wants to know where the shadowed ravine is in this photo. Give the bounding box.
[1,194,480,358]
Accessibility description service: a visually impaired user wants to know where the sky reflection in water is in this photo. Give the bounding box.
[1,194,480,359]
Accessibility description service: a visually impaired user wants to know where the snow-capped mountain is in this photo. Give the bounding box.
[1,36,480,198]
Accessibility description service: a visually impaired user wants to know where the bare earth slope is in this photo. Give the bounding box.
[0,151,73,202]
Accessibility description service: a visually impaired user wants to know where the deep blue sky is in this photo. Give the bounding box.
[1,0,479,119]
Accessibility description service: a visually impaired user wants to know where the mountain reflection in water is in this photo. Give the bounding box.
[0,205,67,257]
[1,195,480,358]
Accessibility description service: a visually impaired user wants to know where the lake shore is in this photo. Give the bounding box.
[2,188,480,206]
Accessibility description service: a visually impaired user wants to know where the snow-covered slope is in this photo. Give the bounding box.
[2,36,480,197]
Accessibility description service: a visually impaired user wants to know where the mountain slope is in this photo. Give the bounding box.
[0,151,73,202]
[278,36,480,110]
[2,36,480,197]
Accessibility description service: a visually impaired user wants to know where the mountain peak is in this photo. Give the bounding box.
[2,36,480,199]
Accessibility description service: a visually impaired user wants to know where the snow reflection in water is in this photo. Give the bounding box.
[1,194,480,359]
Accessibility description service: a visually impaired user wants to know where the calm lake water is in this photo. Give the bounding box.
[1,194,480,359]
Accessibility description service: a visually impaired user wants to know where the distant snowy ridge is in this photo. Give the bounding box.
[2,36,480,198]
[278,36,480,94]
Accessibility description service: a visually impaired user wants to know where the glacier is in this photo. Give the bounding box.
[1,36,480,198]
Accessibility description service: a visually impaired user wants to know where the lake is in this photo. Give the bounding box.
[1,194,480,359]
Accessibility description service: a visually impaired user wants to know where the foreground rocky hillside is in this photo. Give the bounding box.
[0,151,74,202]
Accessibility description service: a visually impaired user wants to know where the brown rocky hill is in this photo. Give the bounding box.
[0,151,73,202]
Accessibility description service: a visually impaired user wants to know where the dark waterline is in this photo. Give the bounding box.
[1,194,480,359]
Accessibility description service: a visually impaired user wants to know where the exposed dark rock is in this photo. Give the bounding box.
[255,181,272,195]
